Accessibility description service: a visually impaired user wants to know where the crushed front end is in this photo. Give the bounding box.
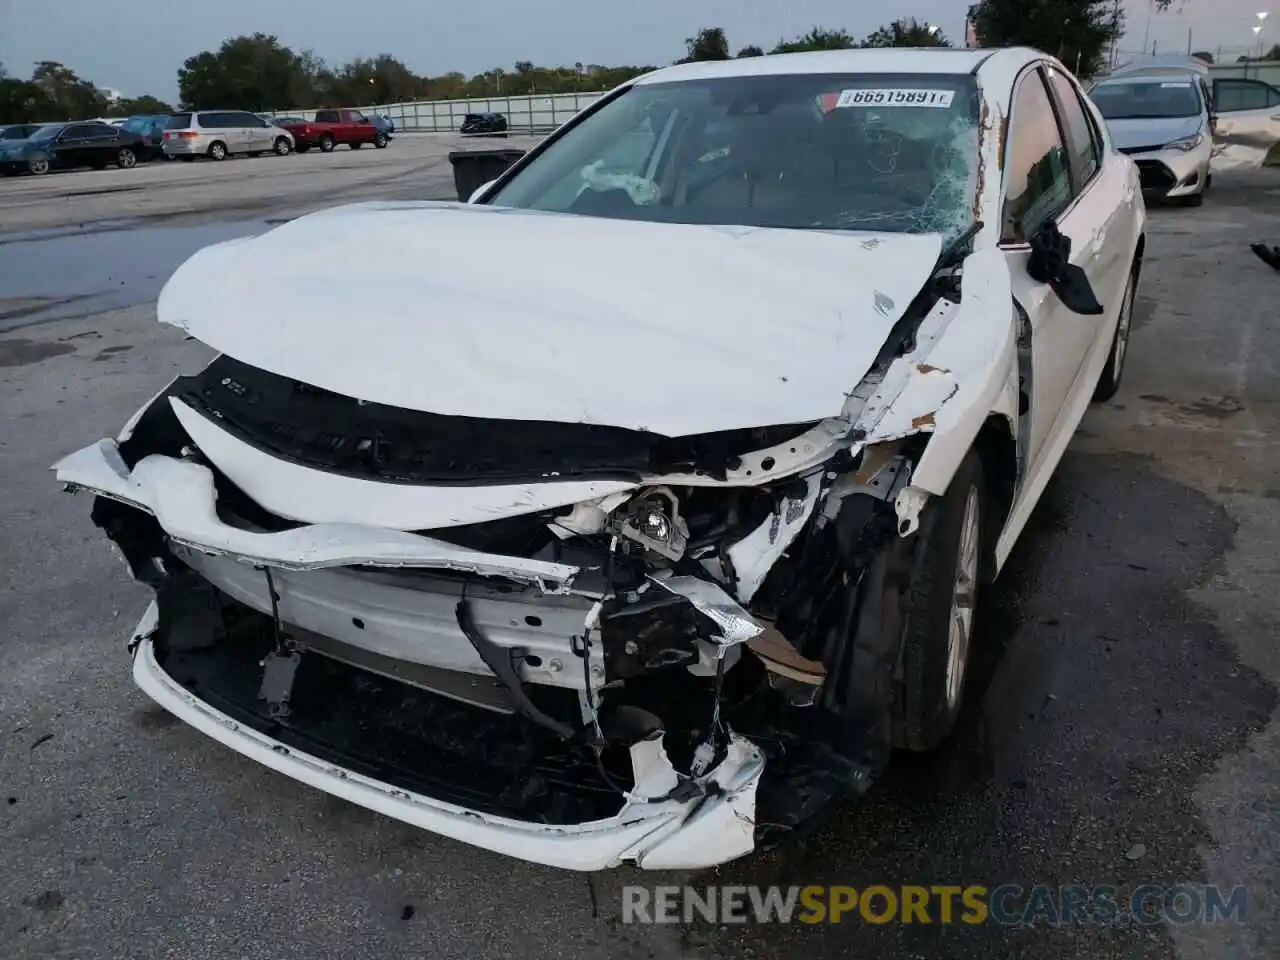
[55,347,944,871]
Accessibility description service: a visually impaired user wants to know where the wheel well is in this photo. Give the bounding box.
[208,140,226,151]
[973,415,1017,583]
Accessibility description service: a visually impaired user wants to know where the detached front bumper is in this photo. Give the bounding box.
[129,601,763,871]
[59,438,771,870]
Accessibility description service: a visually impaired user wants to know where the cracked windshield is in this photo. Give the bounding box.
[489,73,980,242]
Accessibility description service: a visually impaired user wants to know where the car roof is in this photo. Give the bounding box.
[633,47,1009,86]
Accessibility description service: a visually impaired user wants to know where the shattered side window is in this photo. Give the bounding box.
[486,72,982,244]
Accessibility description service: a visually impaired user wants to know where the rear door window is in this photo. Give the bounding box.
[1213,78,1280,112]
[168,113,192,129]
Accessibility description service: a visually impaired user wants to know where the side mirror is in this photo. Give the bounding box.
[468,179,497,204]
[1026,219,1104,315]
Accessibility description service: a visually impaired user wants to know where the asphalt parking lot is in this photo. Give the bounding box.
[1,152,1278,959]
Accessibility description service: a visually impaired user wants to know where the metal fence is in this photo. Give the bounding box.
[267,91,610,134]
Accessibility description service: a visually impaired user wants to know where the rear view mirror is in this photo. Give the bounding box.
[1026,219,1104,315]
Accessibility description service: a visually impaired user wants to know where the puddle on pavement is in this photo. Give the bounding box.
[0,219,272,333]
[0,338,77,367]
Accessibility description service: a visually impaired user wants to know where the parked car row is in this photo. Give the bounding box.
[0,120,158,175]
[0,107,396,176]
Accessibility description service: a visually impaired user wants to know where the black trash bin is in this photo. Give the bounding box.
[448,149,527,202]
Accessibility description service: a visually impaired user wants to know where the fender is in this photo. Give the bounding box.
[853,248,1021,534]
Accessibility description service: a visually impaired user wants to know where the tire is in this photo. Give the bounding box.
[273,137,292,156]
[116,147,136,169]
[208,141,227,161]
[27,155,50,175]
[319,135,335,153]
[893,450,985,753]
[1092,266,1137,403]
[374,132,388,149]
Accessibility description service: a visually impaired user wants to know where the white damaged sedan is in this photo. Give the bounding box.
[55,47,1144,871]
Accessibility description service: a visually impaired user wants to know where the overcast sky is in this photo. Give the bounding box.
[1,0,1276,100]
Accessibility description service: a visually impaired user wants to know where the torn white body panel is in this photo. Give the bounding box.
[870,248,1020,498]
[129,605,763,872]
[157,204,941,436]
[53,439,582,587]
[171,397,638,530]
[723,472,824,603]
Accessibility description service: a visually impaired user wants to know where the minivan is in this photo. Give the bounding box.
[163,111,295,161]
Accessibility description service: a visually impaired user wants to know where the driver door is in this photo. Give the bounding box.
[53,123,95,167]
[1000,65,1119,473]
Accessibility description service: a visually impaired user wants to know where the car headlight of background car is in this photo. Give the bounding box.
[1166,133,1204,152]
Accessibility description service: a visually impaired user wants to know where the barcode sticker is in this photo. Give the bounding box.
[836,88,955,109]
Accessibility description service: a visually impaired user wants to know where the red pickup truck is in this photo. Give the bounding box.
[280,109,388,153]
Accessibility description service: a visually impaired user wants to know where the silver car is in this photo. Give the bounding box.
[1090,73,1213,206]
[162,110,295,161]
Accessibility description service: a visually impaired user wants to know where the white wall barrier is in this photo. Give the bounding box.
[268,90,610,133]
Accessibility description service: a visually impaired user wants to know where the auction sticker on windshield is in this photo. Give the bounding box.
[836,88,955,108]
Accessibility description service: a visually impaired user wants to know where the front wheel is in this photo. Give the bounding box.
[116,147,137,169]
[374,132,388,148]
[1093,268,1137,403]
[893,450,985,753]
[27,155,50,175]
[274,137,292,156]
[319,135,335,153]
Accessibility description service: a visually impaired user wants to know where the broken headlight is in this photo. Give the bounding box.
[614,487,689,561]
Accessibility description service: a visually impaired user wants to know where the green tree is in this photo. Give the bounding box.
[321,55,422,105]
[736,45,765,58]
[31,61,107,119]
[107,95,174,117]
[682,27,731,62]
[862,18,951,48]
[771,28,856,54]
[972,0,1122,77]
[178,34,312,110]
[0,79,56,123]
